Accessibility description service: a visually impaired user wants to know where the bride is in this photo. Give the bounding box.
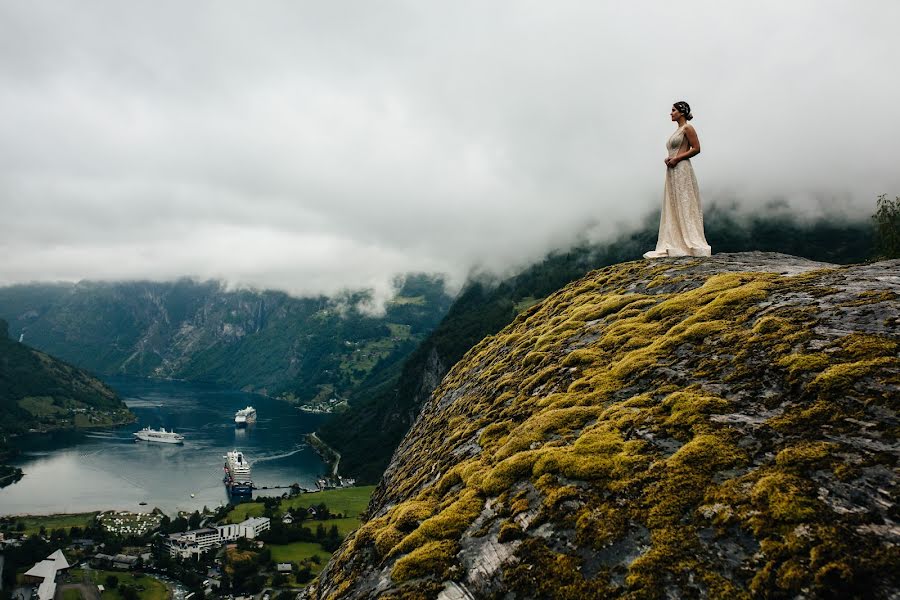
[643,101,711,259]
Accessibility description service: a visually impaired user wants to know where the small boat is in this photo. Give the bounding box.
[139,501,148,506]
[190,493,195,498]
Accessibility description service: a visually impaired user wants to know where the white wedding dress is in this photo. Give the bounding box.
[643,124,711,259]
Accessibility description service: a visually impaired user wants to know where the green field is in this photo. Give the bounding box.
[224,485,374,524]
[222,502,264,523]
[323,517,364,537]
[62,589,82,600]
[268,542,331,569]
[69,569,168,600]
[280,485,374,518]
[16,512,99,534]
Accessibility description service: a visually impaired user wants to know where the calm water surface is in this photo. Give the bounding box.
[0,376,329,515]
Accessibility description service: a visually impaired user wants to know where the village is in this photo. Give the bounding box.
[0,486,373,600]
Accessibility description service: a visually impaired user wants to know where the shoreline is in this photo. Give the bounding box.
[306,433,341,477]
[8,410,137,440]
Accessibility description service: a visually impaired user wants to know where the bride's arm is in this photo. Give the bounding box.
[670,125,701,166]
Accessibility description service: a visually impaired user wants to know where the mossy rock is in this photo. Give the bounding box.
[305,253,900,600]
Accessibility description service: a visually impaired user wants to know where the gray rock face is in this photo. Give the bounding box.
[307,253,900,599]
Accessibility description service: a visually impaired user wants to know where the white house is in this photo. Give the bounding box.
[168,517,271,558]
[23,550,70,600]
[167,528,223,559]
[240,517,270,539]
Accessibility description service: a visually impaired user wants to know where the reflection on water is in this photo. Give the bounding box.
[0,376,329,515]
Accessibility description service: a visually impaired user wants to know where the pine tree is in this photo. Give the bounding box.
[873,194,900,259]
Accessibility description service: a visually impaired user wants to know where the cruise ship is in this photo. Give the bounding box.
[223,450,253,496]
[133,427,184,444]
[234,406,257,427]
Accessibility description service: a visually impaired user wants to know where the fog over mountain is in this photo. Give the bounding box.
[2,1,898,298]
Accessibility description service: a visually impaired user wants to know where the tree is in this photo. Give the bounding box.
[170,516,188,532]
[257,547,272,567]
[120,585,138,600]
[295,564,313,584]
[321,525,343,552]
[105,575,119,589]
[873,194,900,259]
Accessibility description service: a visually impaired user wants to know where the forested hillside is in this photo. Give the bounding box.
[0,318,133,484]
[320,208,875,482]
[0,274,452,407]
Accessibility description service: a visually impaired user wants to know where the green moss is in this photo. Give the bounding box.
[777,353,830,379]
[503,538,613,599]
[494,405,603,460]
[810,357,898,393]
[575,502,627,550]
[836,332,899,359]
[481,451,541,495]
[660,389,731,436]
[766,399,834,432]
[374,525,406,558]
[498,520,525,542]
[390,540,459,583]
[645,433,746,529]
[837,289,898,307]
[415,489,483,540]
[625,526,726,597]
[775,441,836,471]
[750,472,820,528]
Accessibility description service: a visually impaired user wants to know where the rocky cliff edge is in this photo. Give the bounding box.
[308,252,899,599]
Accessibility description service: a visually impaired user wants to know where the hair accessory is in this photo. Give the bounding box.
[673,101,692,120]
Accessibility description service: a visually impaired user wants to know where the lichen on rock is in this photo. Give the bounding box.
[305,253,900,599]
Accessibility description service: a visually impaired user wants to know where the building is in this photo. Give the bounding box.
[167,517,270,559]
[276,563,293,573]
[239,517,270,539]
[281,513,293,524]
[22,550,70,600]
[167,528,222,559]
[112,554,140,570]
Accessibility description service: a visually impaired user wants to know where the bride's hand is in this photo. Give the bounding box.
[664,157,671,166]
[668,157,679,168]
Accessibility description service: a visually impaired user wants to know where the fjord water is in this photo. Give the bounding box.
[0,376,329,515]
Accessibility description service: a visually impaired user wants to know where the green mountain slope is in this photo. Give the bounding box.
[310,253,899,599]
[0,274,452,404]
[319,209,874,482]
[0,319,133,484]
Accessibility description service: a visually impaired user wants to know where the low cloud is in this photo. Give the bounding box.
[2,1,898,296]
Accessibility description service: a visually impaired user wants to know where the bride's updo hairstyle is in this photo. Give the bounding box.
[673,101,693,121]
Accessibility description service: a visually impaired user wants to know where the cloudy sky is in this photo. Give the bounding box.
[2,1,899,298]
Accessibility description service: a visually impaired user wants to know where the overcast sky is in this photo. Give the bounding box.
[2,1,899,299]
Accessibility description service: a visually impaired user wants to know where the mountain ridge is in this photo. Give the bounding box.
[0,274,452,405]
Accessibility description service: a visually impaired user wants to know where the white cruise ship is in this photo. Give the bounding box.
[133,427,184,444]
[223,450,253,495]
[234,406,257,427]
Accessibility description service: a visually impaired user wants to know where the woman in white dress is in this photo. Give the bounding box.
[643,101,711,259]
